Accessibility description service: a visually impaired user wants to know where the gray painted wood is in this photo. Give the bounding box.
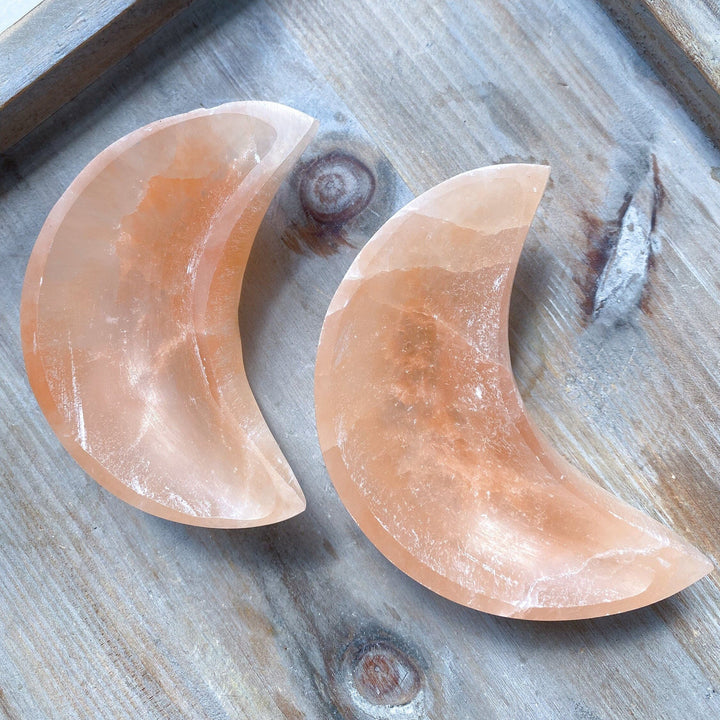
[0,0,194,151]
[643,0,720,93]
[0,0,718,717]
[602,0,720,147]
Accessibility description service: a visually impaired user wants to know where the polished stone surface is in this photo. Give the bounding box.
[21,102,315,527]
[315,164,712,619]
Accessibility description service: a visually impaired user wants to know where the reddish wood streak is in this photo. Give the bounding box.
[282,219,354,257]
[651,153,666,234]
[577,194,631,323]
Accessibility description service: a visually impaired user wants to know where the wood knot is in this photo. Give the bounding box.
[299,152,375,224]
[334,634,426,718]
[351,641,420,706]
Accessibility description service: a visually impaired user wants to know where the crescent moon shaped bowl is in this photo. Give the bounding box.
[21,101,317,527]
[314,164,712,620]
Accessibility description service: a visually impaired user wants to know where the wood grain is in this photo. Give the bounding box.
[601,0,720,146]
[0,0,718,718]
[0,0,195,151]
[643,0,720,93]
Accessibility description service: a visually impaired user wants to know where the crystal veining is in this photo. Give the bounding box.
[314,164,712,620]
[21,102,317,527]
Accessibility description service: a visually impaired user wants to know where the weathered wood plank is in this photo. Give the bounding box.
[0,0,718,718]
[601,0,720,146]
[643,0,720,94]
[267,1,720,710]
[0,0,195,151]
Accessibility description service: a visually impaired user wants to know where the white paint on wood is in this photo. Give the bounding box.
[0,0,44,35]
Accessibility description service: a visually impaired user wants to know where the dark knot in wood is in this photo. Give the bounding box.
[299,151,375,224]
[345,639,421,708]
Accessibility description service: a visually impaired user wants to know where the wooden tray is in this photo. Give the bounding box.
[0,0,718,717]
[0,0,193,151]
